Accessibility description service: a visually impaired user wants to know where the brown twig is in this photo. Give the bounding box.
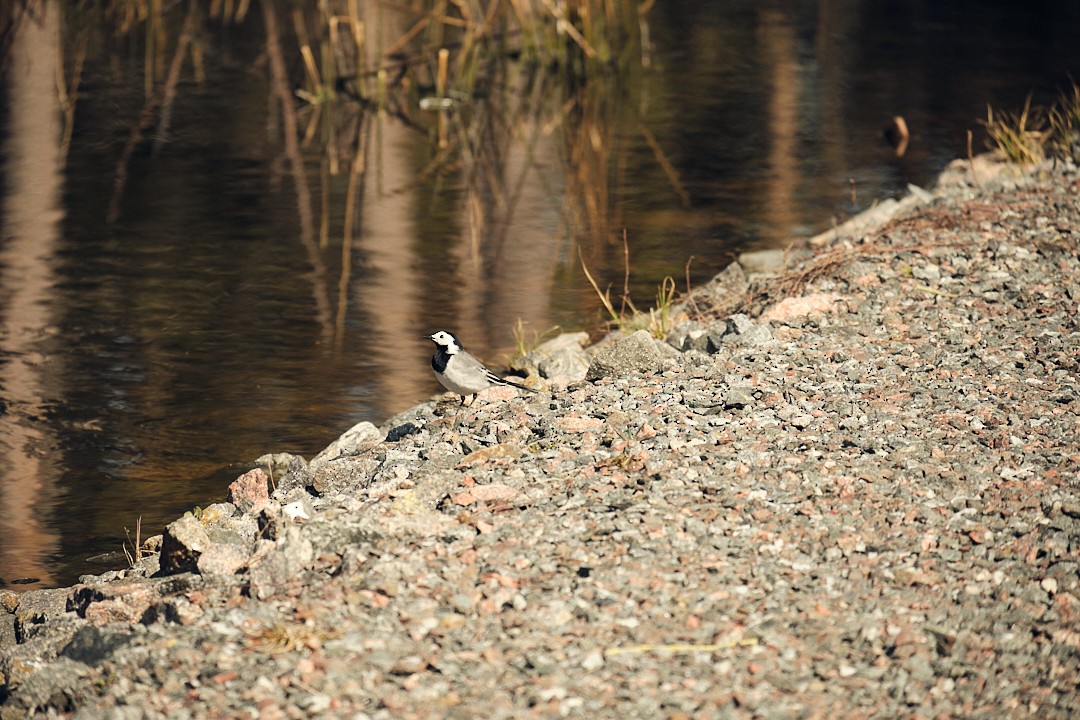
[684,256,702,318]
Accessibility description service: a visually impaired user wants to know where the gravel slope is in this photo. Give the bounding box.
[2,155,1078,719]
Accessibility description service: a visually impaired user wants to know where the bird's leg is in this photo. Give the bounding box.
[450,395,469,434]
[453,393,481,435]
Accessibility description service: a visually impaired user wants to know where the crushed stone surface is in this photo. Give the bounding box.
[2,157,1078,718]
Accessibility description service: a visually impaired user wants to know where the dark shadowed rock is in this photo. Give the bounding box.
[141,594,205,626]
[61,626,132,666]
[158,513,210,575]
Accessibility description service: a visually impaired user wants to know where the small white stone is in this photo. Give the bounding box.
[282,499,311,522]
[581,650,605,672]
[1040,577,1059,595]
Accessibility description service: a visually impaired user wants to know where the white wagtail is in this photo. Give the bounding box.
[426,330,537,406]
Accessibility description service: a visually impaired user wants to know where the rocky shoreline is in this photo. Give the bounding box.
[2,154,1078,718]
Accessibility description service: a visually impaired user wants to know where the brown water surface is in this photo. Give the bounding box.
[1,0,1078,589]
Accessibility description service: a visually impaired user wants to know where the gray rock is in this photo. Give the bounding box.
[808,197,904,247]
[311,454,381,496]
[67,575,200,623]
[906,183,934,202]
[586,330,664,381]
[738,248,790,275]
[312,420,384,465]
[6,160,1080,720]
[665,321,710,352]
[255,452,302,486]
[677,261,748,321]
[513,332,591,381]
[270,454,314,499]
[912,264,941,281]
[7,588,72,648]
[246,540,292,601]
[247,526,315,600]
[209,510,259,546]
[723,384,755,408]
[195,541,249,577]
[0,657,89,716]
[719,313,773,347]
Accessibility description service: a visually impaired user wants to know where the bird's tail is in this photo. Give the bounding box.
[500,377,540,393]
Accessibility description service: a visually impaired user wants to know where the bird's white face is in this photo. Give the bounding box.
[428,331,461,354]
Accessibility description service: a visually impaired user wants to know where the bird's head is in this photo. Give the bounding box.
[426,331,461,354]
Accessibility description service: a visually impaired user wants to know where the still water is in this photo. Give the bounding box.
[1,0,1078,589]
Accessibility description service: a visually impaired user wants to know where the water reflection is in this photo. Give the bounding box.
[0,0,1077,589]
[0,3,63,587]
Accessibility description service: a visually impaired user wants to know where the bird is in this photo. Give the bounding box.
[426,330,537,406]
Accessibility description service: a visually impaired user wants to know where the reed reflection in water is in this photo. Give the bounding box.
[0,0,1077,589]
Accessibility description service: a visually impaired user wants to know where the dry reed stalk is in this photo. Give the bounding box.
[123,516,143,566]
[540,0,597,59]
[437,48,450,148]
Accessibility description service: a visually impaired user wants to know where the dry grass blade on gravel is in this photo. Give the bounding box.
[981,94,1047,166]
